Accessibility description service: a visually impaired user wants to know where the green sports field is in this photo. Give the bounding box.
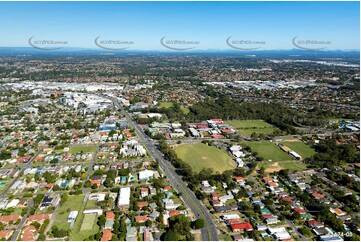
[242,140,292,162]
[80,213,97,231]
[174,143,235,173]
[225,120,279,137]
[280,142,316,159]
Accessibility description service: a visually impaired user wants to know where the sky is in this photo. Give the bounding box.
[0,1,359,50]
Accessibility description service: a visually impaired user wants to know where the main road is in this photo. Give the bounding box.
[112,99,219,241]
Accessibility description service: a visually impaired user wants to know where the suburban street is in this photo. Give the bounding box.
[11,199,34,241]
[0,148,43,199]
[111,98,219,241]
[81,144,100,192]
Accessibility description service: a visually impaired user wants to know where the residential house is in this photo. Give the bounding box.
[126,227,137,241]
[101,230,113,241]
[138,170,154,181]
[21,225,37,241]
[40,195,60,210]
[0,215,21,224]
[230,222,254,232]
[0,230,13,240]
[140,188,149,198]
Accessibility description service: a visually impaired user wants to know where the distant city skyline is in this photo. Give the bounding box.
[0,1,359,50]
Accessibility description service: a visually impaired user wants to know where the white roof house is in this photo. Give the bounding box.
[233,151,246,158]
[202,180,210,187]
[163,198,181,210]
[118,187,131,206]
[236,158,244,167]
[68,211,78,222]
[171,123,182,129]
[139,170,154,180]
[0,201,8,210]
[88,193,106,202]
[222,214,240,220]
[83,209,103,215]
[267,226,287,234]
[273,231,291,240]
[6,199,20,209]
[230,145,242,152]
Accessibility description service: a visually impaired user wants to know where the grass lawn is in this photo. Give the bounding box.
[53,195,85,230]
[158,102,190,114]
[225,120,279,137]
[243,140,292,162]
[280,161,308,171]
[80,213,97,231]
[181,107,190,114]
[7,207,24,215]
[96,152,110,163]
[85,199,98,209]
[258,160,308,173]
[174,143,235,173]
[69,145,97,154]
[159,102,174,108]
[280,142,316,159]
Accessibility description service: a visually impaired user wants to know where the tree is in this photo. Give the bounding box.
[167,215,193,240]
[292,212,301,220]
[37,234,46,241]
[299,226,313,237]
[259,166,265,174]
[30,221,41,229]
[145,220,153,227]
[51,225,69,238]
[98,214,106,227]
[164,229,179,241]
[103,177,113,188]
[84,180,91,188]
[193,219,205,229]
[61,193,68,204]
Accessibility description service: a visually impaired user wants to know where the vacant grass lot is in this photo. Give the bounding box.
[174,143,235,173]
[69,145,97,154]
[225,120,279,137]
[85,199,98,209]
[53,195,85,230]
[243,140,292,162]
[158,102,190,114]
[280,142,316,159]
